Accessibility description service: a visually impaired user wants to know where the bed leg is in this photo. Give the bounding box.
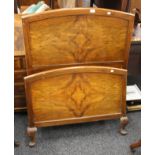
[119,116,128,135]
[27,127,37,147]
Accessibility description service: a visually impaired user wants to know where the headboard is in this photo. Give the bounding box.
[22,8,134,74]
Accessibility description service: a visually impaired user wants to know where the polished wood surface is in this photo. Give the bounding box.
[14,14,27,111]
[21,9,134,146]
[25,66,127,124]
[22,8,134,75]
[25,66,128,146]
[14,9,136,112]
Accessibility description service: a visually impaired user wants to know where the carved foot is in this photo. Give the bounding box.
[27,127,37,147]
[119,116,128,135]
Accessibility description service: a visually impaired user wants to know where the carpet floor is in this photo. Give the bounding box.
[15,111,141,155]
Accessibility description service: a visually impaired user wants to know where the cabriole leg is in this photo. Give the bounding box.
[119,116,128,135]
[27,127,37,147]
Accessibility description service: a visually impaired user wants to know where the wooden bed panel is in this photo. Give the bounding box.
[25,66,127,126]
[32,73,122,122]
[21,9,133,146]
[29,15,128,66]
[22,8,134,73]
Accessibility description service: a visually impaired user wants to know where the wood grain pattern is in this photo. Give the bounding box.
[14,15,27,111]
[22,8,134,74]
[25,66,127,127]
[21,9,132,145]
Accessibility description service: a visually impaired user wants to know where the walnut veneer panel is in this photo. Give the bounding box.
[30,16,126,64]
[25,66,127,127]
[22,9,132,146]
[22,8,134,74]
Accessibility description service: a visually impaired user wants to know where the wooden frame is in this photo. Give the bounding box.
[25,66,128,146]
[21,9,134,146]
[22,8,134,75]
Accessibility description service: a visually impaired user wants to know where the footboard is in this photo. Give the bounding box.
[24,66,128,146]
